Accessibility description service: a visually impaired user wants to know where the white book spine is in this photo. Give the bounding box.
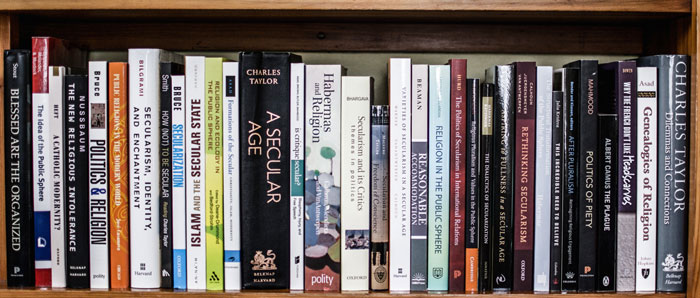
[185,56,207,290]
[49,66,67,288]
[533,66,553,292]
[389,58,412,292]
[340,76,372,291]
[635,66,657,292]
[88,61,110,288]
[171,75,188,290]
[289,63,304,291]
[33,62,52,275]
[222,62,241,291]
[128,49,163,288]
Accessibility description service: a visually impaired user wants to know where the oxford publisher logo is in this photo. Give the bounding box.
[251,250,277,270]
[661,253,685,272]
[374,266,387,283]
[642,268,650,279]
[432,268,443,279]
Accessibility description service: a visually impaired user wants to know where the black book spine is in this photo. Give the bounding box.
[465,78,480,292]
[239,52,299,289]
[65,74,90,288]
[491,65,515,292]
[478,83,494,292]
[4,50,35,287]
[549,90,564,292]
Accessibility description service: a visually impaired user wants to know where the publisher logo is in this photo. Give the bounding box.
[432,268,443,279]
[661,253,685,272]
[251,250,277,271]
[373,266,387,283]
[642,268,650,279]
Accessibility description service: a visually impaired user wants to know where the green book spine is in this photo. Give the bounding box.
[205,57,224,290]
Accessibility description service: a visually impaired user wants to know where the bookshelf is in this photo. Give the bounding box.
[0,0,696,297]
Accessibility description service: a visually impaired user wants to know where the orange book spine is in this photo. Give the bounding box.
[109,62,130,289]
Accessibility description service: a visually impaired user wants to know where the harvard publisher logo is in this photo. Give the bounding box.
[661,253,684,272]
[251,250,277,270]
[373,265,387,283]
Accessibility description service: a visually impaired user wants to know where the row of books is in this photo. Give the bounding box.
[2,37,689,293]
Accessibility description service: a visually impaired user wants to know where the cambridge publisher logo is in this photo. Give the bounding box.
[251,250,277,270]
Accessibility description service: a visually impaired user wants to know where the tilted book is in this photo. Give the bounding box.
[478,82,494,293]
[550,90,565,292]
[465,78,479,293]
[222,62,241,291]
[534,66,553,292]
[170,74,187,290]
[410,65,428,292]
[370,105,389,291]
[448,59,465,293]
[49,66,67,288]
[289,62,304,291]
[205,57,224,291]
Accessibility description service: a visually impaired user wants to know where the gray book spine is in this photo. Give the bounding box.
[534,66,553,292]
[410,65,428,291]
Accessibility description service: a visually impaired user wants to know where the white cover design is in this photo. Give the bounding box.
[171,75,188,290]
[222,62,241,291]
[33,59,52,276]
[289,63,304,291]
[534,66,553,292]
[49,66,67,288]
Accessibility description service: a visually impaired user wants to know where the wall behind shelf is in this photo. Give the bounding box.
[92,51,633,104]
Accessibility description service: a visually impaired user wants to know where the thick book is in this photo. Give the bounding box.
[289,62,304,292]
[635,66,657,292]
[534,66,553,292]
[222,62,241,291]
[340,76,372,291]
[128,49,183,288]
[489,64,515,292]
[88,61,109,289]
[4,49,35,287]
[478,82,494,293]
[205,57,224,291]
[370,105,390,291]
[389,58,412,292]
[410,65,428,292]
[171,74,187,290]
[638,55,690,292]
[304,64,342,291]
[65,74,90,288]
[550,90,565,292]
[448,59,466,293]
[240,52,299,289]
[427,65,450,292]
[185,56,207,290]
[108,62,130,289]
[49,66,67,288]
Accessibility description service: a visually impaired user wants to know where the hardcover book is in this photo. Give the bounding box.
[534,66,553,292]
[340,76,372,291]
[49,66,67,288]
[304,64,342,292]
[428,65,450,292]
[448,59,466,293]
[205,57,224,291]
[478,82,494,293]
[410,65,428,292]
[550,90,565,292]
[370,105,389,291]
[171,74,187,290]
[222,62,241,291]
[289,62,304,292]
[465,78,480,293]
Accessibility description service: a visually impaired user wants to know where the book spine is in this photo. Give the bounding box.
[410,65,429,292]
[389,58,412,292]
[185,56,207,290]
[128,49,164,288]
[159,63,174,288]
[635,66,657,292]
[4,50,35,287]
[240,52,294,289]
[65,74,90,288]
[222,62,241,291]
[550,90,564,292]
[88,61,110,289]
[478,82,493,293]
[204,57,224,291]
[427,66,450,292]
[370,105,389,291]
[171,74,187,290]
[597,118,617,292]
[49,66,67,288]
[340,76,372,291]
[289,63,304,291]
[108,62,130,289]
[492,65,515,292]
[465,78,479,293]
[534,66,553,292]
[448,59,465,293]
[304,64,342,291]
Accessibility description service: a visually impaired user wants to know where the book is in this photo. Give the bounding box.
[49,66,67,288]
[478,82,494,293]
[88,61,109,289]
[635,66,658,292]
[223,61,241,291]
[171,74,187,290]
[638,55,690,292]
[534,66,553,292]
[465,78,480,293]
[240,52,299,289]
[65,74,90,288]
[489,64,515,292]
[289,63,304,292]
[410,64,429,292]
[389,58,412,292]
[370,105,389,291]
[128,49,183,288]
[205,57,224,291]
[304,64,343,291]
[550,90,565,292]
[340,76,372,291]
[564,60,598,293]
[427,65,450,292]
[185,56,207,290]
[4,49,35,287]
[448,58,465,293]
[108,62,129,289]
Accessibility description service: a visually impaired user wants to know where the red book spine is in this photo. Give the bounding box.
[512,62,536,292]
[449,59,466,293]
